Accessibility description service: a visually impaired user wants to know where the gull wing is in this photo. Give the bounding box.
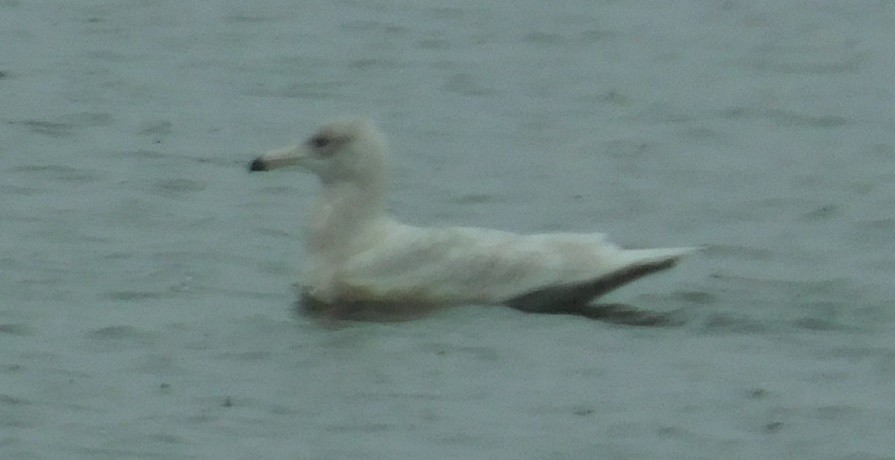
[333,223,693,311]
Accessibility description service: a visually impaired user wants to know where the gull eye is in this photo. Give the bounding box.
[309,136,330,149]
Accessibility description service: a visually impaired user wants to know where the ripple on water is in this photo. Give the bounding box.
[0,323,36,337]
[719,107,850,129]
[85,325,160,347]
[9,165,102,184]
[136,120,173,137]
[7,113,114,138]
[444,72,494,97]
[149,178,207,198]
[801,204,838,221]
[447,193,501,205]
[102,290,165,302]
[8,120,76,138]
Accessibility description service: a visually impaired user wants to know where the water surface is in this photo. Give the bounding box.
[2,1,893,458]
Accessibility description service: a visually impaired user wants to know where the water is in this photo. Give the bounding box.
[2,1,894,458]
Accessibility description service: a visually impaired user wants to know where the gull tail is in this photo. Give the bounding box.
[616,246,699,268]
[504,246,698,313]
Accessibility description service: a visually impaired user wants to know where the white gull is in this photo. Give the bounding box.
[250,118,695,320]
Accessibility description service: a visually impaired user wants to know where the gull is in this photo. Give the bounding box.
[250,119,695,321]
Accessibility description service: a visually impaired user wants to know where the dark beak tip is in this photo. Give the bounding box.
[249,158,268,172]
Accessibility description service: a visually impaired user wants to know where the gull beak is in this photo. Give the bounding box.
[249,146,305,172]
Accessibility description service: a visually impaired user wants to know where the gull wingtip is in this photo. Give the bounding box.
[249,157,269,172]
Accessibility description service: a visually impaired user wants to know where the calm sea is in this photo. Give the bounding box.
[2,1,893,458]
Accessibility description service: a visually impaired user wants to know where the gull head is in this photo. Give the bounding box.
[249,118,389,186]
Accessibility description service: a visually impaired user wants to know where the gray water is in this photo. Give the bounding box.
[2,1,894,458]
